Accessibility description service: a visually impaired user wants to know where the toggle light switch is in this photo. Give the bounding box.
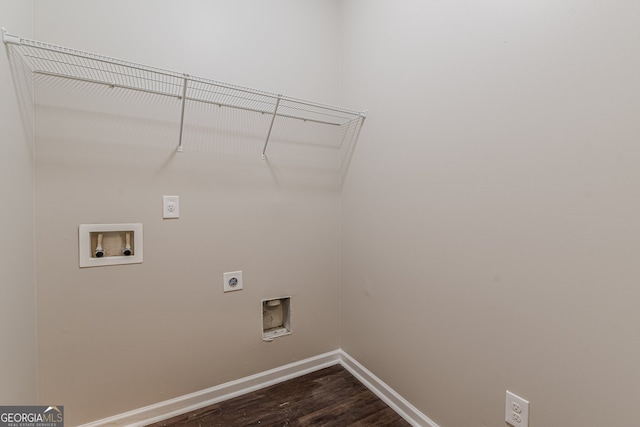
[163,196,179,219]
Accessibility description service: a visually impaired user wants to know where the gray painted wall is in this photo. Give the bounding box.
[339,1,640,426]
[0,0,37,405]
[32,1,341,424]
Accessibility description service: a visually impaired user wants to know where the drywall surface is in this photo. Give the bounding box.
[32,1,341,424]
[0,1,38,404]
[339,1,640,426]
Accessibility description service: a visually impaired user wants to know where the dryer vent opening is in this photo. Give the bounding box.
[262,297,291,341]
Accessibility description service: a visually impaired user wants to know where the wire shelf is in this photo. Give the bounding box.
[2,28,366,158]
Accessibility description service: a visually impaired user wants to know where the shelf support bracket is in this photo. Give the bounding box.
[177,75,189,152]
[262,96,281,160]
[2,28,21,45]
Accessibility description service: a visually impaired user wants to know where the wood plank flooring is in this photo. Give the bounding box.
[145,364,411,427]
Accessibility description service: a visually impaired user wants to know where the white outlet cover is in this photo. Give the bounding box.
[223,271,243,292]
[506,391,529,427]
[163,195,179,219]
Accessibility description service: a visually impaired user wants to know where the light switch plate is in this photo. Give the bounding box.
[163,196,179,219]
[223,271,243,292]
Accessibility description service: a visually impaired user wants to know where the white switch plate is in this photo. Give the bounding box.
[163,196,179,218]
[223,271,243,292]
[506,391,529,427]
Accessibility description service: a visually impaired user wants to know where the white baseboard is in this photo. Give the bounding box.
[79,349,437,427]
[338,351,439,427]
[79,350,342,427]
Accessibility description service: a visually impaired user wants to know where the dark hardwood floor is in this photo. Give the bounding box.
[145,364,411,427]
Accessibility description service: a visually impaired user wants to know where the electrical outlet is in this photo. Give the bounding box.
[506,391,529,427]
[163,196,179,219]
[223,271,243,292]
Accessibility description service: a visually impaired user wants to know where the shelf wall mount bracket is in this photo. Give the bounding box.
[2,27,21,45]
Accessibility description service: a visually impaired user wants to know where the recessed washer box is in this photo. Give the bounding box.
[79,223,143,267]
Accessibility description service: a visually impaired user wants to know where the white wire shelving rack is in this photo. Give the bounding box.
[2,28,367,159]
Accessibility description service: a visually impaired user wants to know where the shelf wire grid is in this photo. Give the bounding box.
[3,29,366,167]
[9,34,366,127]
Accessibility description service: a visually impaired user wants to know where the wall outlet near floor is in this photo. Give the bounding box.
[505,391,529,427]
[223,271,243,292]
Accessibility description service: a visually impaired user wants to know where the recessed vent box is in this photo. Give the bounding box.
[262,297,291,341]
